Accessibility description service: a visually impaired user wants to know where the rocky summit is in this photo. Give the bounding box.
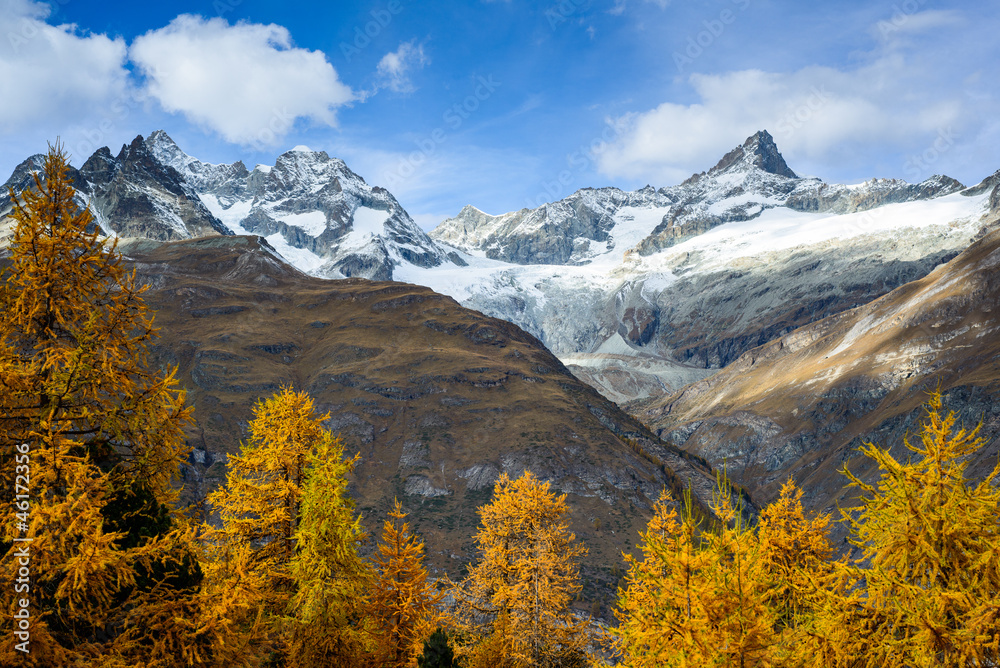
[146,131,460,281]
[418,131,991,408]
[1,131,463,282]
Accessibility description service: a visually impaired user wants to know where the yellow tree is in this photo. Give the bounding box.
[814,392,1000,667]
[0,143,215,666]
[456,470,589,668]
[615,486,773,668]
[286,432,371,668]
[615,490,708,668]
[368,499,445,668]
[616,479,834,668]
[753,480,836,667]
[206,386,371,666]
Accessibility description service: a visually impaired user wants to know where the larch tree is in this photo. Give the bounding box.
[754,480,836,667]
[615,487,772,668]
[367,498,444,668]
[814,392,1000,667]
[206,386,371,666]
[0,144,217,666]
[615,489,709,668]
[286,430,371,668]
[456,470,589,668]
[616,479,833,668]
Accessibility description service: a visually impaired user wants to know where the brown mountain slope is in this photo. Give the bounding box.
[123,235,718,593]
[634,228,1000,543]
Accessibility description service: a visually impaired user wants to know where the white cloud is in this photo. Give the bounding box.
[873,9,964,41]
[376,40,429,94]
[598,53,971,184]
[0,0,129,132]
[130,15,355,146]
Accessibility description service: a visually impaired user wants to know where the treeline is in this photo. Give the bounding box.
[1,147,999,667]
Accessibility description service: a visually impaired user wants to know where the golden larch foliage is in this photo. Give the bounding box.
[616,479,835,668]
[813,391,1000,667]
[286,430,371,667]
[368,498,445,668]
[0,143,222,666]
[205,385,371,666]
[455,470,590,668]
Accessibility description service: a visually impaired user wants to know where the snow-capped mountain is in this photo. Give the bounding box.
[4,129,996,408]
[1,131,462,281]
[0,135,230,242]
[412,131,996,404]
[635,224,1000,542]
[146,131,461,280]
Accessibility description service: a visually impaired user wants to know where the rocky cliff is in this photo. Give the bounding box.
[632,226,1000,544]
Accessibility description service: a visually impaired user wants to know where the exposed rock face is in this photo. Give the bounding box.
[784,174,965,215]
[79,136,231,240]
[147,131,456,280]
[432,186,673,265]
[700,130,799,180]
[633,228,1000,543]
[419,130,990,405]
[0,141,228,241]
[123,235,721,579]
[1,131,460,281]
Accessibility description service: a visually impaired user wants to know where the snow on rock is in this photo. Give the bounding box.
[146,130,458,280]
[417,129,991,409]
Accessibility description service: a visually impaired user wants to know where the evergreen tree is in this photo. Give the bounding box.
[456,471,589,668]
[417,628,457,668]
[0,143,216,666]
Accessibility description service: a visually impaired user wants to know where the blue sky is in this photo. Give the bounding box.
[2,0,998,229]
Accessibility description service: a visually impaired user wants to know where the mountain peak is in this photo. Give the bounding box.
[146,130,196,172]
[706,130,798,180]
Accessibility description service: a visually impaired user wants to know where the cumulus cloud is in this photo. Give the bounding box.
[376,40,429,94]
[130,15,355,146]
[0,0,129,132]
[598,32,977,183]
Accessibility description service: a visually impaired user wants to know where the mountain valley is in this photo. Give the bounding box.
[2,127,998,573]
